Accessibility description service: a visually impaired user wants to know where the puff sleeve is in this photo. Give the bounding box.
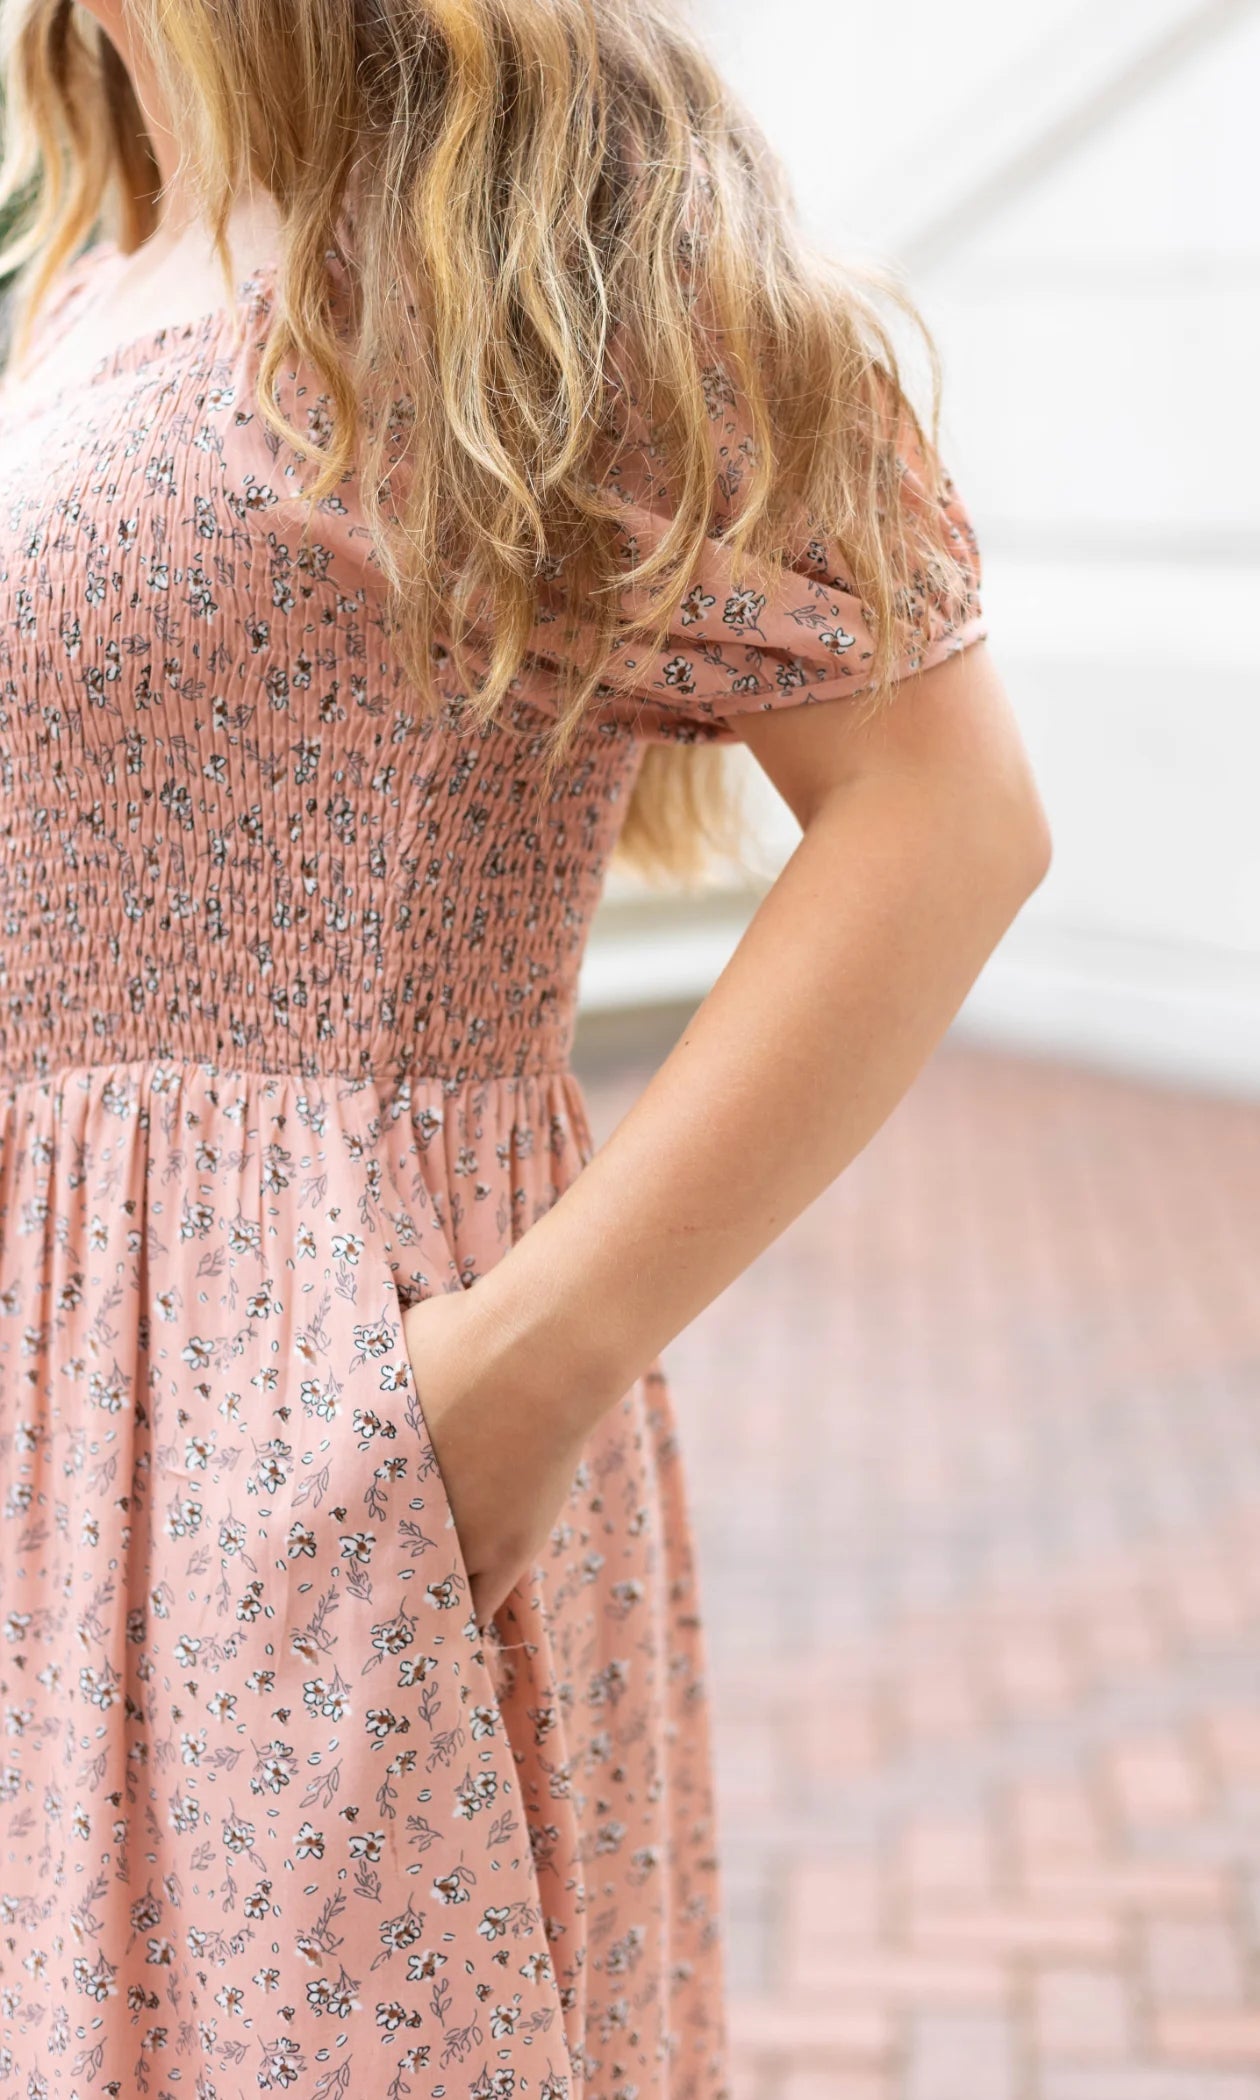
[523,384,990,746]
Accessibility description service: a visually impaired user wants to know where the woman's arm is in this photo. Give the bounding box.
[406,637,1051,1620]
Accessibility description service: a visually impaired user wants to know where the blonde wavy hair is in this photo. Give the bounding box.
[0,0,974,880]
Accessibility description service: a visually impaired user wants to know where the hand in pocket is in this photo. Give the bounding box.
[399,1286,590,1626]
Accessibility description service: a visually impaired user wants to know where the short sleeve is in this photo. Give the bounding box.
[516,381,989,746]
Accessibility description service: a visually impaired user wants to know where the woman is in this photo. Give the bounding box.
[0,1,1049,2095]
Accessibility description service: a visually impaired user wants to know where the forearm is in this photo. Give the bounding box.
[461,764,1049,1432]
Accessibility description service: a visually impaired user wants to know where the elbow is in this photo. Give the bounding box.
[1013,790,1053,900]
[966,772,1053,924]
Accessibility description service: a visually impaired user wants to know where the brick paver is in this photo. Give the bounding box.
[577,1021,1260,2100]
[1034,1967,1135,2058]
[906,2011,1018,2100]
[1143,1917,1248,2004]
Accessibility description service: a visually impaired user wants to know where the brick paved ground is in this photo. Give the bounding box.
[576,1017,1260,2100]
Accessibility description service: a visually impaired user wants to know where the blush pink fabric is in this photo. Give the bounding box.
[0,239,986,2099]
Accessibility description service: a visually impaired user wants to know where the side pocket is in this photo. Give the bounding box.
[371,1261,575,2056]
[373,1263,520,1756]
[292,1249,574,2073]
[377,1265,485,1639]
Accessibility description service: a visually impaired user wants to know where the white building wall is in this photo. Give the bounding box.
[583,0,1260,1096]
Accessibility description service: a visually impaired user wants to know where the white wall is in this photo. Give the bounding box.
[584,0,1260,1096]
[909,0,1260,1091]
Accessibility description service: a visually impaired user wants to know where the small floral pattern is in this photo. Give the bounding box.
[0,237,985,2100]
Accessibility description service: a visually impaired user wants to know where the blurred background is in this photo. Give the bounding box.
[575,2,1260,2095]
[0,3,1254,2092]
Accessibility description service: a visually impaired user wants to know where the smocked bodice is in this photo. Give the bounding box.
[0,236,987,1090]
[0,265,643,1085]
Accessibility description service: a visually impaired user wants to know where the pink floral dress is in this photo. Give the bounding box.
[0,238,986,2099]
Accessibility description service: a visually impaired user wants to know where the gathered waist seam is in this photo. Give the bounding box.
[0,1051,579,1093]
